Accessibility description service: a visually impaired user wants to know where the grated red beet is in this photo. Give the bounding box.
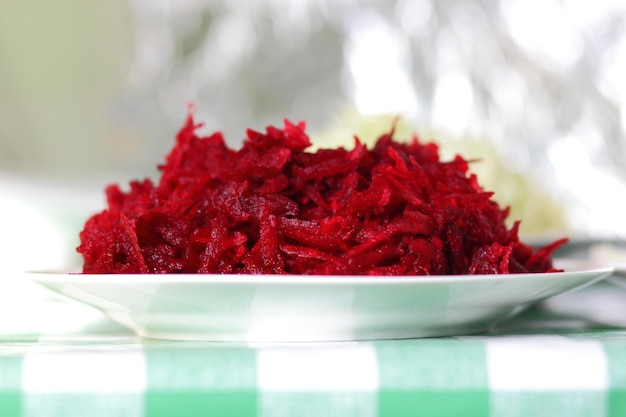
[77,111,567,275]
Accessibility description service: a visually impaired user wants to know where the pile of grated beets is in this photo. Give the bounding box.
[78,112,567,275]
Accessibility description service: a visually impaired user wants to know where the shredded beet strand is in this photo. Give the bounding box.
[77,111,567,275]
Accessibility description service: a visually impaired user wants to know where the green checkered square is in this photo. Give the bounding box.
[259,392,377,417]
[145,346,257,417]
[379,390,488,417]
[376,339,488,388]
[375,339,489,416]
[0,356,21,417]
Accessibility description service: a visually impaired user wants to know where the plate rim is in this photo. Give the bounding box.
[27,266,615,286]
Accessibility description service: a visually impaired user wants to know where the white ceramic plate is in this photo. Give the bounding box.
[29,266,614,342]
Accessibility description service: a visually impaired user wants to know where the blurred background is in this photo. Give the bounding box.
[2,0,626,273]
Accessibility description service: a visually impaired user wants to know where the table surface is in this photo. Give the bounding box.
[2,276,626,417]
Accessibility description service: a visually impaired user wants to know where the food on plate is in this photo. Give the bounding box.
[77,109,567,275]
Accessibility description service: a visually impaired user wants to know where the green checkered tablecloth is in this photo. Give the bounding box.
[2,279,626,417]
